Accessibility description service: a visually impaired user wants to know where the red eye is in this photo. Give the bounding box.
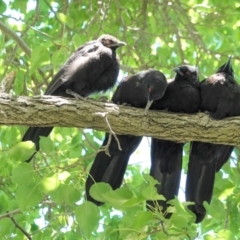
[186,71,191,75]
[148,88,152,93]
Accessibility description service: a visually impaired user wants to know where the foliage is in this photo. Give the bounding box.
[0,0,240,239]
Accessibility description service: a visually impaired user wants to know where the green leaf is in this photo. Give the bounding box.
[0,0,7,14]
[89,182,112,203]
[168,198,195,227]
[8,141,35,162]
[50,185,81,204]
[39,136,54,154]
[12,163,37,185]
[140,174,165,201]
[0,218,13,237]
[0,191,9,213]
[41,174,60,192]
[103,187,133,207]
[31,46,50,73]
[217,229,236,240]
[57,13,74,28]
[75,201,100,239]
[16,183,44,210]
[203,200,225,221]
[131,211,153,230]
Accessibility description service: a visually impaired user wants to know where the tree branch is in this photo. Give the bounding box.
[9,215,32,240]
[0,21,31,57]
[0,209,21,220]
[0,93,240,146]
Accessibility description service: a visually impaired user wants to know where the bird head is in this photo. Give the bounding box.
[216,56,234,76]
[98,34,126,49]
[173,65,199,86]
[141,69,168,113]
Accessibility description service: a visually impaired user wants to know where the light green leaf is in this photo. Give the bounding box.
[8,141,35,162]
[131,211,153,230]
[16,183,43,210]
[39,136,54,154]
[12,163,37,185]
[89,182,112,203]
[75,201,100,239]
[41,174,60,192]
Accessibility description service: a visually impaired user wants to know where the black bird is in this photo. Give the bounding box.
[186,57,240,223]
[85,69,168,205]
[22,34,126,162]
[147,65,200,217]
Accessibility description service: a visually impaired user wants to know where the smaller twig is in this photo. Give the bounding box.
[9,215,32,240]
[39,150,55,174]
[100,133,112,156]
[160,221,168,236]
[32,160,44,178]
[104,114,122,151]
[224,201,229,229]
[184,230,192,240]
[81,130,99,151]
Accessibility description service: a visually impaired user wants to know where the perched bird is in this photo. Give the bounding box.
[186,57,240,223]
[22,34,126,162]
[85,69,168,205]
[147,65,200,217]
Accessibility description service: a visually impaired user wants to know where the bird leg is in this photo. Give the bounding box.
[98,96,109,102]
[66,89,86,100]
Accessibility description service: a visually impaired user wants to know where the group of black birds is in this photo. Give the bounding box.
[22,34,240,224]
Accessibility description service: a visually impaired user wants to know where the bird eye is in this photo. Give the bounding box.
[186,71,191,75]
[148,87,152,93]
[104,39,111,46]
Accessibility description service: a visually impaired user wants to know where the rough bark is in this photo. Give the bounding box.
[0,93,240,146]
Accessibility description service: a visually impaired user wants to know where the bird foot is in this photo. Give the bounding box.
[98,96,109,102]
[122,102,132,106]
[66,89,86,101]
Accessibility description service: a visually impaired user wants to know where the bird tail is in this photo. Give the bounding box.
[85,134,142,205]
[147,139,183,218]
[22,127,53,162]
[186,142,233,223]
[186,142,217,223]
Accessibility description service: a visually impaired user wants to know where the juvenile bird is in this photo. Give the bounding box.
[147,65,200,218]
[85,69,168,205]
[186,57,240,223]
[22,34,126,162]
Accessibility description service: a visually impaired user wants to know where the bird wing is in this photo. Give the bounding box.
[45,40,113,95]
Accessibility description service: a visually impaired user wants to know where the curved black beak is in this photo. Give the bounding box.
[109,41,126,48]
[173,67,184,76]
[144,99,153,114]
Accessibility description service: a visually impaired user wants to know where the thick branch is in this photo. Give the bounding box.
[0,93,240,146]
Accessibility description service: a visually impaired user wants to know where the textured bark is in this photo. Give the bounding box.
[0,93,240,146]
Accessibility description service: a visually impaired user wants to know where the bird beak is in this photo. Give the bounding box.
[108,41,126,47]
[223,56,232,73]
[173,67,184,76]
[144,99,153,114]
